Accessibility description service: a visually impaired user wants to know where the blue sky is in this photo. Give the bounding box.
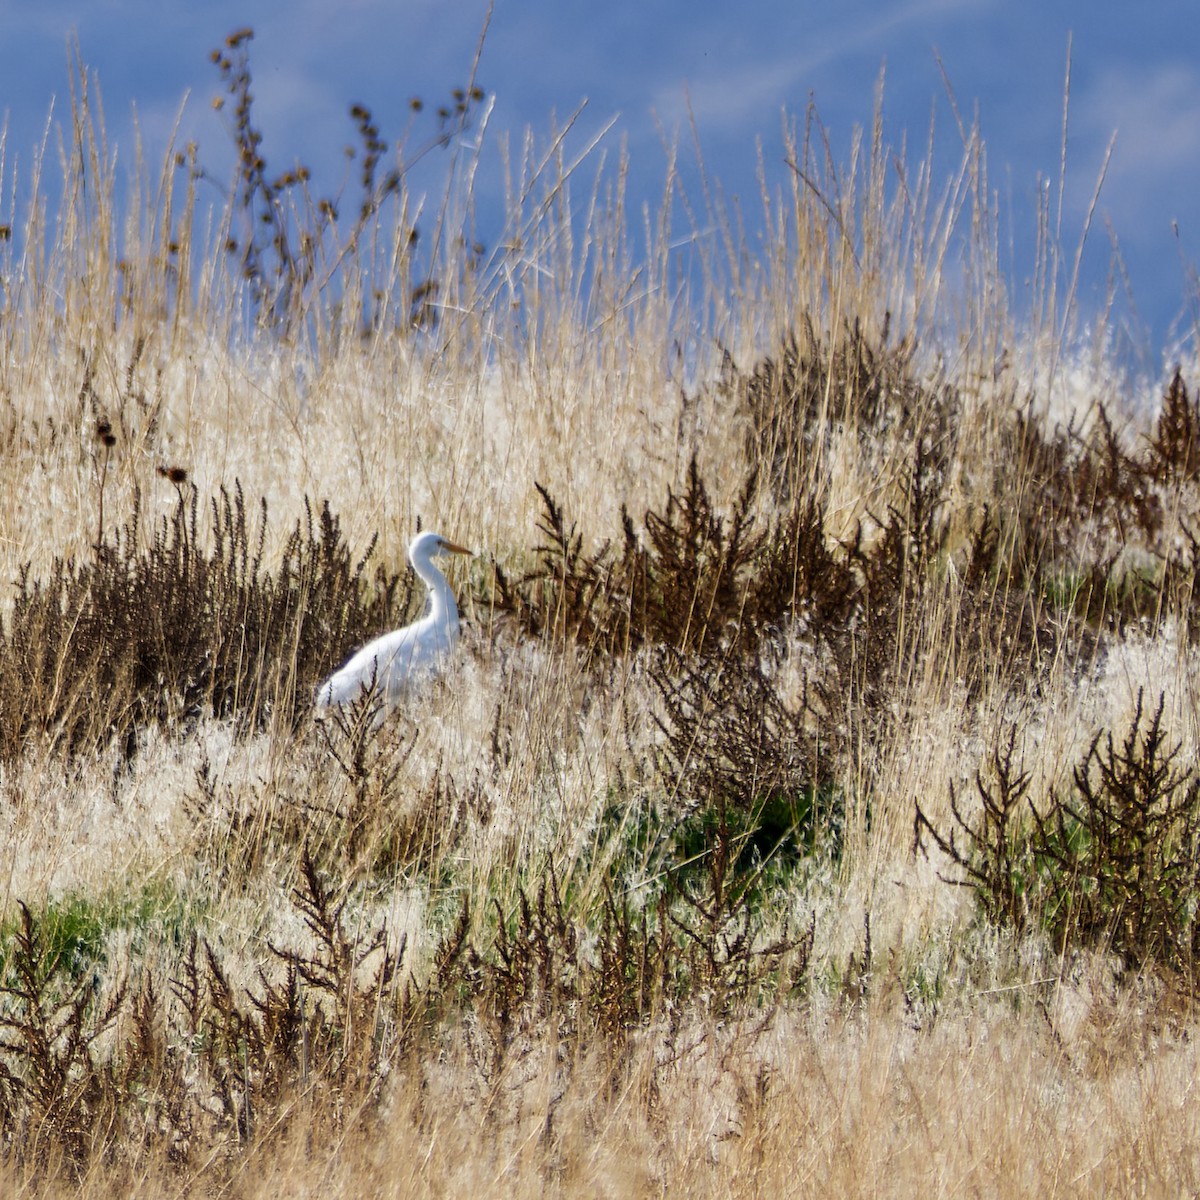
[3,1,1199,357]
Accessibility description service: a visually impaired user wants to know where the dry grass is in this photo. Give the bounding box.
[0,34,1198,1196]
[4,991,1199,1197]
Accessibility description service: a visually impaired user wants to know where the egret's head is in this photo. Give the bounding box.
[409,530,472,563]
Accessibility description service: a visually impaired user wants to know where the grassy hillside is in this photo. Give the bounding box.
[1,44,1199,1195]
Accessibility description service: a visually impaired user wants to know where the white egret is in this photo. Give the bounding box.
[316,530,472,713]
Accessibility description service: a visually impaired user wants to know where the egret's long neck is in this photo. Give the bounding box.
[415,558,459,634]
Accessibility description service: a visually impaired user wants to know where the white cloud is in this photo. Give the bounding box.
[1075,61,1200,233]
[1082,62,1200,175]
[647,0,991,134]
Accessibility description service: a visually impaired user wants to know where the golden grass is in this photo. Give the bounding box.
[5,991,1199,1198]
[0,44,1197,1196]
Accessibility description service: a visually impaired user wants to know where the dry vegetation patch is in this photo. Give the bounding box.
[1,31,1200,1195]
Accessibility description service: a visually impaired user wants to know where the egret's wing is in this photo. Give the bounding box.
[318,628,408,706]
[316,619,451,708]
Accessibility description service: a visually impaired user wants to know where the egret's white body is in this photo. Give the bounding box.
[316,531,471,712]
